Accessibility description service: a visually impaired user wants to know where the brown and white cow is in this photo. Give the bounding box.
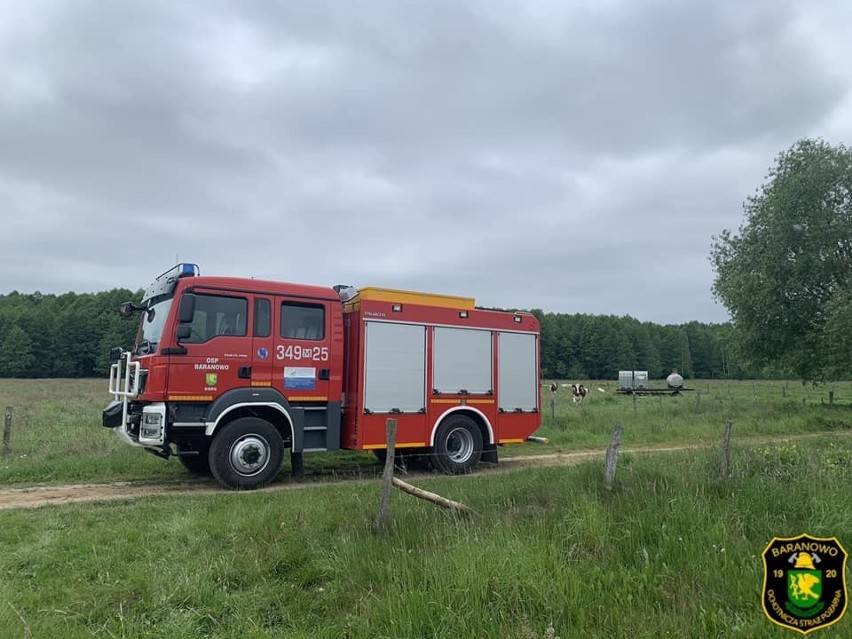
[571,384,588,404]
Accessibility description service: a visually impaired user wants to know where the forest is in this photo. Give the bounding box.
[0,289,764,381]
[0,289,140,378]
[533,310,744,380]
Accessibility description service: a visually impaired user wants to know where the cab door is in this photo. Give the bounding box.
[274,298,331,402]
[167,291,251,399]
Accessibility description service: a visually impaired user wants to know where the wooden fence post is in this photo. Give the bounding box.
[632,392,637,413]
[3,407,11,455]
[695,389,702,409]
[720,420,733,477]
[374,418,397,532]
[604,424,623,490]
[829,391,834,407]
[550,397,555,422]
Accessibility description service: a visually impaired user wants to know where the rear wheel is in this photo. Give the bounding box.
[401,447,432,471]
[431,415,483,474]
[373,447,431,472]
[209,417,284,490]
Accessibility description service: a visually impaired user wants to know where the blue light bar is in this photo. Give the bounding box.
[179,263,200,277]
[142,263,200,302]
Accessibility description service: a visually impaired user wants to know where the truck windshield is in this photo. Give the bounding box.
[136,296,173,355]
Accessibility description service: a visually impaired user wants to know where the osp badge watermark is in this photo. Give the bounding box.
[762,533,847,634]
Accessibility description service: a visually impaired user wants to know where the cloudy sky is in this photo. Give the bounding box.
[1,0,850,324]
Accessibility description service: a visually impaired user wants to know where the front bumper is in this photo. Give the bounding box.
[102,401,142,446]
[102,401,166,449]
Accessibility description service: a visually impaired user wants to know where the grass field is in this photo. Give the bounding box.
[527,378,852,454]
[0,378,849,486]
[0,379,850,638]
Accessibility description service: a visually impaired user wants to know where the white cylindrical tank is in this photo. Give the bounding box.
[666,370,684,388]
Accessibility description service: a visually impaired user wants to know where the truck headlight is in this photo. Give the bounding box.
[141,413,163,439]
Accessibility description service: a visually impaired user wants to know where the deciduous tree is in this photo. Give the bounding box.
[711,138,852,379]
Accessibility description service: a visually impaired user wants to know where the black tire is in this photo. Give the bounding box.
[400,447,432,471]
[177,445,212,475]
[209,417,284,490]
[174,439,211,475]
[431,415,483,474]
[373,448,431,472]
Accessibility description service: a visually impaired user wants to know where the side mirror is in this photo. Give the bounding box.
[176,325,192,340]
[178,293,196,324]
[118,302,141,317]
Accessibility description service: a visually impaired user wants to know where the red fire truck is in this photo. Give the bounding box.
[104,264,542,489]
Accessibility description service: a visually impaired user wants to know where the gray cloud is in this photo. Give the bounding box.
[0,0,849,323]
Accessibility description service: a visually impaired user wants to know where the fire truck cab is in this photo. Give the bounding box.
[104,264,541,489]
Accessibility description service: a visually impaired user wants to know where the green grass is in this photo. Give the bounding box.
[1,378,851,487]
[524,378,852,456]
[0,434,849,638]
[0,379,378,486]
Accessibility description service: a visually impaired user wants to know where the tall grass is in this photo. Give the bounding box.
[0,378,850,486]
[528,379,852,455]
[0,434,849,637]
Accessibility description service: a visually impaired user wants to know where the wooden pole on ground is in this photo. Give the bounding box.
[604,423,623,490]
[3,407,11,456]
[392,477,474,515]
[374,418,397,532]
[720,420,733,477]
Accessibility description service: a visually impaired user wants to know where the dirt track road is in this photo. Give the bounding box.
[0,432,847,511]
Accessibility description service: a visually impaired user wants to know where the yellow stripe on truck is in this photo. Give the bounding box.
[363,442,426,450]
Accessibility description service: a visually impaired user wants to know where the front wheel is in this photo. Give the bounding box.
[175,440,211,475]
[209,417,284,490]
[431,415,483,474]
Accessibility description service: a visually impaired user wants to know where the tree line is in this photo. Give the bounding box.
[532,311,761,380]
[0,289,140,378]
[0,288,777,380]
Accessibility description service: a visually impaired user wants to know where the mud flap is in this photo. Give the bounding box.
[481,443,498,465]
